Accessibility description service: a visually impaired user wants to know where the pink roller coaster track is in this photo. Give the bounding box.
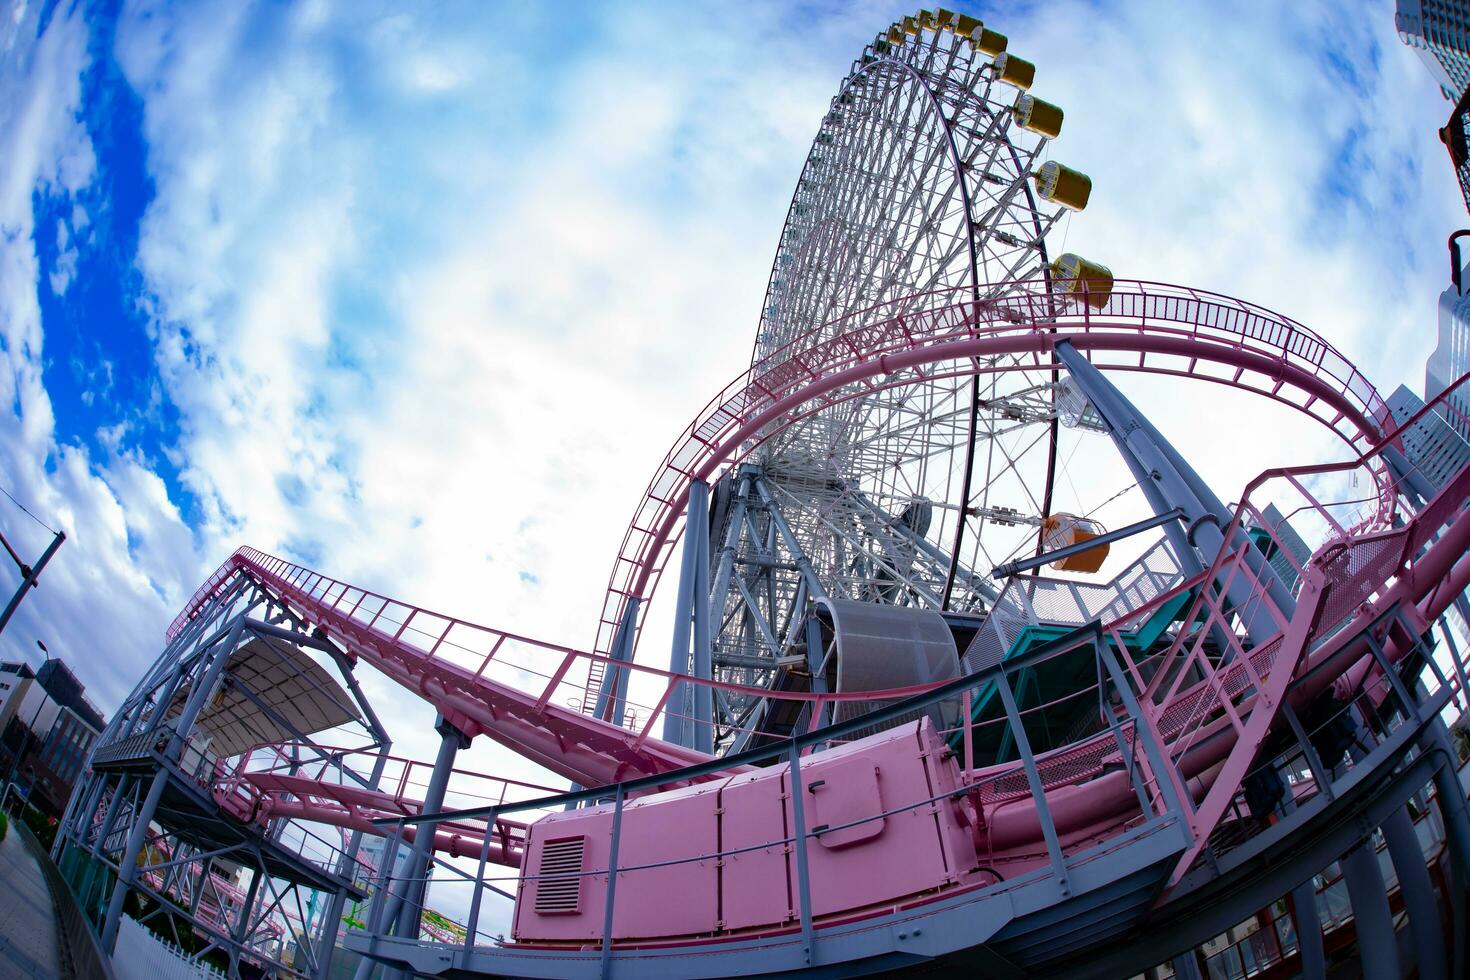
[159,281,1470,902]
[589,280,1393,666]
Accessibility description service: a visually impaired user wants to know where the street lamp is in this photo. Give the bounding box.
[2,639,51,813]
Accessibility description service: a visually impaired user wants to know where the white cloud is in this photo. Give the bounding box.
[0,2,205,712]
[2,0,1466,936]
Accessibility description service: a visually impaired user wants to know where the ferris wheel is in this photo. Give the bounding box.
[589,10,1124,750]
[703,12,1103,740]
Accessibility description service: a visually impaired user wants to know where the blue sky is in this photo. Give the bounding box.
[0,0,1463,775]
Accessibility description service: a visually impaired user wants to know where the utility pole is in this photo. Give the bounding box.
[0,528,65,637]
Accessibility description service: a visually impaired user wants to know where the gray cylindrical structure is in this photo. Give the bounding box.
[379,717,469,980]
[1339,839,1400,980]
[1382,806,1447,980]
[690,479,714,754]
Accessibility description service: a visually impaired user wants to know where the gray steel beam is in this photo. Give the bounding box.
[690,480,714,754]
[595,599,639,729]
[381,716,470,980]
[752,476,828,601]
[1382,806,1447,980]
[168,616,248,759]
[1338,839,1398,979]
[100,768,169,952]
[1055,342,1295,643]
[992,508,1185,579]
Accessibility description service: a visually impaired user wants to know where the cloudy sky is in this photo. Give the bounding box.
[0,0,1463,783]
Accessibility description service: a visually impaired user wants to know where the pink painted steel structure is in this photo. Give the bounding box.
[590,281,1394,669]
[77,9,1470,972]
[149,285,1470,975]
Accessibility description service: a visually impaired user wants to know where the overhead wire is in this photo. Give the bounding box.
[0,483,59,536]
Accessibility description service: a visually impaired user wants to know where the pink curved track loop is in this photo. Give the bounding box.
[592,279,1394,677]
[160,390,1470,899]
[157,297,1470,904]
[209,742,553,867]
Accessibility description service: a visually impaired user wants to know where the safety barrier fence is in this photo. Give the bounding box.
[358,622,1184,955]
[143,367,1470,967]
[353,603,1465,959]
[338,374,1470,955]
[159,364,1470,801]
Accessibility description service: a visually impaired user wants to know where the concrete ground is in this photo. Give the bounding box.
[0,822,61,979]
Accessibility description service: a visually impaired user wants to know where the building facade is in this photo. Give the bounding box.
[1386,384,1470,490]
[1425,257,1470,436]
[1397,0,1470,100]
[0,657,106,816]
[0,661,37,732]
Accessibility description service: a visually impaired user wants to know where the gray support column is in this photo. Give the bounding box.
[330,650,392,749]
[1328,722,1402,980]
[1438,616,1470,716]
[316,751,391,980]
[1426,720,1470,979]
[664,489,699,747]
[92,774,132,857]
[752,476,828,602]
[354,826,404,980]
[168,616,248,758]
[1339,839,1400,980]
[662,479,714,749]
[690,480,714,754]
[595,599,639,730]
[380,716,470,980]
[1169,950,1202,980]
[1055,342,1294,641]
[56,765,103,859]
[1382,806,1447,980]
[706,475,751,654]
[229,866,264,975]
[1272,776,1327,980]
[190,857,211,917]
[1054,343,1201,577]
[144,663,188,735]
[100,769,169,952]
[1289,879,1327,980]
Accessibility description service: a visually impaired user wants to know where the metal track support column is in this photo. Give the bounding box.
[1382,806,1448,980]
[664,480,713,751]
[168,616,247,759]
[1275,774,1326,980]
[1055,342,1294,641]
[92,774,132,858]
[315,749,390,980]
[1339,838,1400,979]
[596,598,639,729]
[1169,951,1202,980]
[690,480,713,754]
[752,476,828,603]
[1427,719,1470,978]
[663,506,698,748]
[229,866,264,976]
[706,474,751,650]
[382,715,471,980]
[100,769,168,953]
[1289,880,1327,980]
